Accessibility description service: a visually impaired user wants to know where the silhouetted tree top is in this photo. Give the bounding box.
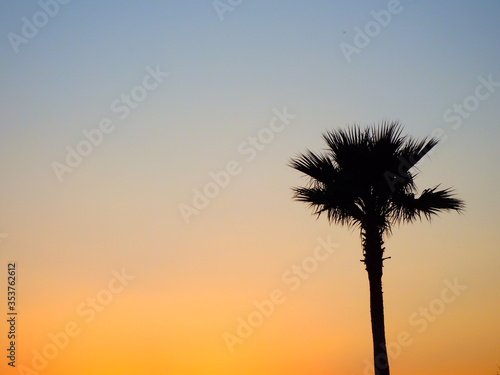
[289,121,464,234]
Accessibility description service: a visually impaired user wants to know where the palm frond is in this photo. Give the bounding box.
[371,120,405,150]
[288,150,338,185]
[397,136,439,172]
[391,186,465,222]
[292,186,364,227]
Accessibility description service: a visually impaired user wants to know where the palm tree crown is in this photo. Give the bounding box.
[290,121,464,234]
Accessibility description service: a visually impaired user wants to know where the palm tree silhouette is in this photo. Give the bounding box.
[289,122,464,375]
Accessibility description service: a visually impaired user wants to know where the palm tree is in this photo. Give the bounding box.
[289,122,464,375]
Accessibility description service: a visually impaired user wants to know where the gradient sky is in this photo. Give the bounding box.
[0,1,499,374]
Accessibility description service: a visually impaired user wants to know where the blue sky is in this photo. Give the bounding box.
[0,1,499,374]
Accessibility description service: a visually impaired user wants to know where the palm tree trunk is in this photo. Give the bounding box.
[362,224,390,375]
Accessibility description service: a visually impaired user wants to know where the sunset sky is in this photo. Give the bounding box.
[0,1,499,374]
